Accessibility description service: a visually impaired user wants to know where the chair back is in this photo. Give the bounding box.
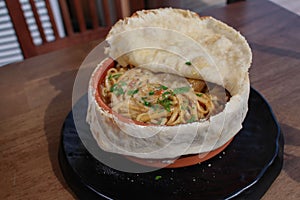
[5,0,125,58]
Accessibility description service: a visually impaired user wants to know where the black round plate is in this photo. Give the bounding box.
[59,88,284,200]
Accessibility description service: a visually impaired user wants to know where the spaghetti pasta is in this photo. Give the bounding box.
[100,62,231,126]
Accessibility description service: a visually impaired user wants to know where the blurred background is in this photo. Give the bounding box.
[0,0,298,67]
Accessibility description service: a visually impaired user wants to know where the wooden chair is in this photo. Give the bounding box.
[5,0,131,58]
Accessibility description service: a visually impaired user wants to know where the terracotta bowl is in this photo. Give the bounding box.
[91,58,234,168]
[92,58,150,126]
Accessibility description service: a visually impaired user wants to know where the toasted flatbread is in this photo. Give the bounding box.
[87,8,252,159]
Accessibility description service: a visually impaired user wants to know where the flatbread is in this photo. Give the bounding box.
[87,8,252,159]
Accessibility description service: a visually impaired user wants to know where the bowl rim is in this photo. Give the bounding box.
[92,57,152,126]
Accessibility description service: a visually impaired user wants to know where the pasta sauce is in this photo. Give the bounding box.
[100,63,230,126]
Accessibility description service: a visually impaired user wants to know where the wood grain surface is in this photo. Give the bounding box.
[0,0,299,199]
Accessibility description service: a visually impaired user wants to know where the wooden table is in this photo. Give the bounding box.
[1,0,299,199]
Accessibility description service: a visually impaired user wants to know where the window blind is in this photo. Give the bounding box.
[0,0,64,67]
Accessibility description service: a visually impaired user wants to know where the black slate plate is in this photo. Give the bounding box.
[59,88,284,200]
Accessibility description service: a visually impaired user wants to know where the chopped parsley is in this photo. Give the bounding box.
[110,83,125,96]
[185,61,192,66]
[141,97,151,107]
[127,89,139,96]
[173,86,190,94]
[187,115,197,123]
[144,101,151,107]
[149,91,155,95]
[196,93,203,97]
[162,91,171,98]
[119,81,127,86]
[158,98,172,112]
[108,73,122,80]
[155,175,162,180]
[160,85,168,90]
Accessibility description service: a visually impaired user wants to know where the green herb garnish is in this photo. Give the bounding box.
[141,97,151,107]
[196,93,203,97]
[144,101,151,107]
[110,83,124,96]
[187,115,196,123]
[155,175,162,180]
[108,74,122,80]
[127,89,139,96]
[160,85,168,90]
[185,61,192,66]
[149,91,155,95]
[158,98,172,112]
[162,91,171,98]
[119,81,127,86]
[110,84,117,92]
[173,86,190,94]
